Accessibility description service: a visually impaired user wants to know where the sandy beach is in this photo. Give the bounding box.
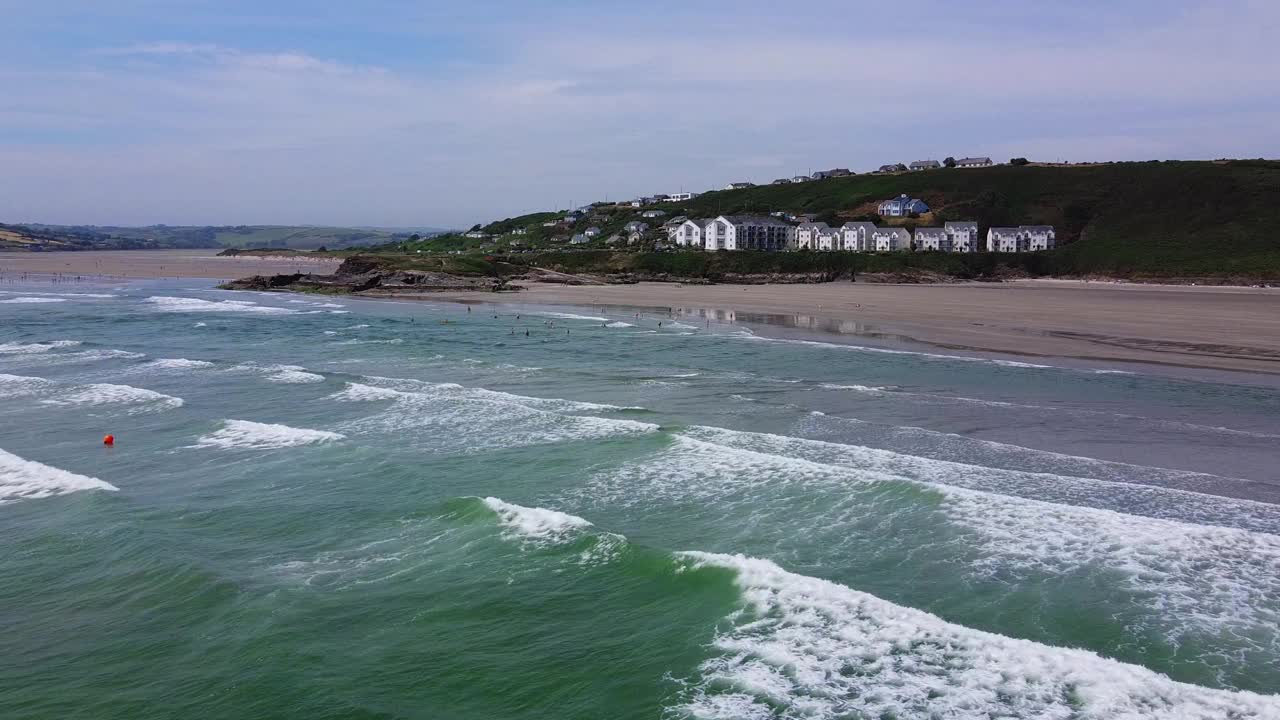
[5,250,1279,374]
[0,249,340,281]
[475,279,1280,375]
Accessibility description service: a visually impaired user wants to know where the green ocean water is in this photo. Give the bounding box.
[2,280,1280,719]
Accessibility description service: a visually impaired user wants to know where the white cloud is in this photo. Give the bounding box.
[0,0,1277,227]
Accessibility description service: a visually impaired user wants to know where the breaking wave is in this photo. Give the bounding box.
[329,377,655,452]
[194,420,345,450]
[459,498,1280,719]
[144,296,299,315]
[0,448,118,505]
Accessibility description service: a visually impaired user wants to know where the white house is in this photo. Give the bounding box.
[666,192,697,201]
[623,221,649,234]
[914,227,949,252]
[570,234,591,245]
[910,160,941,171]
[511,227,529,236]
[840,222,877,251]
[702,215,791,251]
[791,175,812,183]
[724,182,755,191]
[672,219,709,248]
[793,222,829,250]
[987,225,1056,252]
[641,210,666,219]
[463,231,488,239]
[583,226,602,237]
[871,227,912,252]
[944,221,980,253]
[878,194,930,217]
[956,157,993,168]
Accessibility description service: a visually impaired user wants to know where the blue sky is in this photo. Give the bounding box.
[1,0,1277,228]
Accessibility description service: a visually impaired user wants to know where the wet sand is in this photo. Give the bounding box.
[456,280,1280,375]
[5,250,1278,374]
[0,249,340,281]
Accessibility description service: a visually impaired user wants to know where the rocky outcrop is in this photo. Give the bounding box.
[220,256,516,295]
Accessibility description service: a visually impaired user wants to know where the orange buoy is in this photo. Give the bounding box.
[103,434,114,446]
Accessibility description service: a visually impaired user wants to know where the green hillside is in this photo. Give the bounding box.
[676,160,1280,279]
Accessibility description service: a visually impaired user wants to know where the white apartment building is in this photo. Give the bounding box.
[816,227,842,251]
[914,227,949,251]
[1022,225,1056,251]
[987,225,1056,252]
[840,222,876,251]
[944,222,980,253]
[872,227,912,252]
[793,222,829,250]
[702,215,791,251]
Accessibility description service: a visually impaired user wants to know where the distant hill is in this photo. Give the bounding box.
[0,224,449,251]
[393,160,1280,281]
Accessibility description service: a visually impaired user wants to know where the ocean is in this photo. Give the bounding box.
[2,279,1279,719]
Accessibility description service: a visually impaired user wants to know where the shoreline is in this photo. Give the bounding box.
[427,280,1280,377]
[5,249,1280,376]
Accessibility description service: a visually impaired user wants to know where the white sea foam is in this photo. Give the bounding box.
[269,369,325,384]
[675,551,1280,720]
[51,349,147,365]
[343,324,370,329]
[584,429,1280,657]
[231,362,324,384]
[818,383,892,393]
[0,340,81,354]
[144,296,299,315]
[482,497,593,544]
[736,334,1105,373]
[0,448,118,505]
[328,382,406,402]
[0,372,58,398]
[194,322,208,327]
[683,426,1280,535]
[0,297,66,304]
[42,383,184,412]
[604,321,633,328]
[335,338,403,345]
[796,411,1268,498]
[0,290,116,298]
[334,377,655,452]
[142,358,215,371]
[194,420,345,450]
[323,330,338,336]
[539,311,609,322]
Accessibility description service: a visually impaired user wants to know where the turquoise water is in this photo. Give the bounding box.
[2,280,1280,719]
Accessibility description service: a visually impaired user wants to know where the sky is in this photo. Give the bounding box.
[1,0,1277,229]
